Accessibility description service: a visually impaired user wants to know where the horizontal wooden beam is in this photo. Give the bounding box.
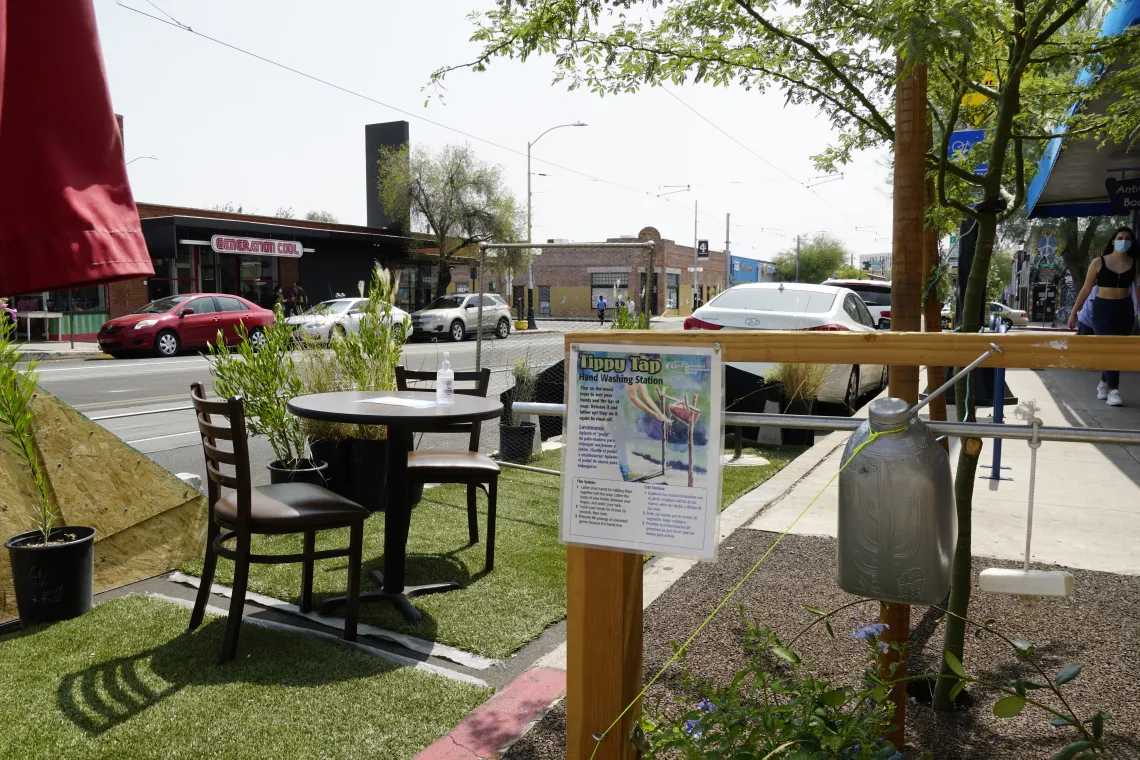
[564,330,1140,372]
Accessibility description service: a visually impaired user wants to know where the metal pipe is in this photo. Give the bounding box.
[910,342,1002,416]
[512,402,1140,446]
[497,461,561,476]
[481,242,655,250]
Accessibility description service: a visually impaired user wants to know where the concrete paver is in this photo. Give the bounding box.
[747,368,1140,575]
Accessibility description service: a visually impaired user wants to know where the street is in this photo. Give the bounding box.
[37,321,605,487]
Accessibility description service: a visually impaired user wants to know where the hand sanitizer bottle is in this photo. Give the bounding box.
[436,352,455,405]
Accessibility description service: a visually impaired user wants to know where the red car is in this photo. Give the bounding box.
[98,294,274,358]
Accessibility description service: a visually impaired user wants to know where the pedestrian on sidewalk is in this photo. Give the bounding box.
[597,294,607,325]
[1069,226,1136,406]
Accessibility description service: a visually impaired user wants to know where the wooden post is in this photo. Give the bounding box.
[883,56,927,751]
[566,546,643,760]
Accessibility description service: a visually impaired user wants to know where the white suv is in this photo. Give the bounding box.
[411,293,513,341]
[822,279,891,327]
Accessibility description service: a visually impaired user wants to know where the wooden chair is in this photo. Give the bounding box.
[396,366,500,571]
[188,382,368,662]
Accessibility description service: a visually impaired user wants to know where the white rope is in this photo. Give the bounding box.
[1014,400,1043,571]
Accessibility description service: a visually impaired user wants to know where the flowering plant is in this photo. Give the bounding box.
[637,613,902,759]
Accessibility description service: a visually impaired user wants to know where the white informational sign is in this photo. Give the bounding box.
[560,343,724,560]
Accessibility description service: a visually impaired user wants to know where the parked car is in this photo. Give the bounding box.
[821,278,891,326]
[941,304,953,329]
[98,294,275,358]
[989,301,1028,328]
[683,282,888,409]
[286,297,412,343]
[410,293,512,342]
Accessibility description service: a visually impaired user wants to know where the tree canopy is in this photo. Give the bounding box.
[305,210,339,223]
[377,143,524,297]
[772,233,850,283]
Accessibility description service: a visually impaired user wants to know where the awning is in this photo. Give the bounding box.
[0,0,153,294]
[1025,0,1140,219]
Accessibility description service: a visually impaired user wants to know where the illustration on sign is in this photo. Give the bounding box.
[560,343,724,560]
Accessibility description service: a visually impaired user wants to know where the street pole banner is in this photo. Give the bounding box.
[560,343,724,560]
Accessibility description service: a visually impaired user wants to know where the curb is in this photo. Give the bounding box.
[415,667,567,759]
[24,351,113,362]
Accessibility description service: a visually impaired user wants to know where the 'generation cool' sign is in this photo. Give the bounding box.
[210,235,304,258]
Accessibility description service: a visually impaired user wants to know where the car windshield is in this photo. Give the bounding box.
[710,287,836,313]
[134,296,190,314]
[424,296,466,310]
[306,299,354,315]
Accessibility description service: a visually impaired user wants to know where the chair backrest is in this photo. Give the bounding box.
[189,382,253,527]
[396,366,491,451]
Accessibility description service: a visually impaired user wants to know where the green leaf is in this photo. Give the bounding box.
[1055,664,1081,686]
[1051,716,1074,727]
[1014,680,1026,697]
[770,645,800,665]
[822,689,847,707]
[1092,713,1104,740]
[993,696,1026,718]
[1012,636,1035,657]
[944,650,966,678]
[804,605,827,616]
[824,618,835,639]
[949,679,966,701]
[1050,741,1094,760]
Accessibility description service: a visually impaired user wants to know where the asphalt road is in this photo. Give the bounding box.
[37,322,604,487]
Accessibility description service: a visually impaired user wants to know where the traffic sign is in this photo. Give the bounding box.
[697,240,709,259]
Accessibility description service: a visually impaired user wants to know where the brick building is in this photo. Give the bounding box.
[524,226,729,318]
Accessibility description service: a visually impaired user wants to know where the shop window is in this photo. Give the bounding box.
[539,285,551,315]
[666,273,680,310]
[591,271,630,307]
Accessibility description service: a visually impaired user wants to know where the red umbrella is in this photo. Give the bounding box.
[0,0,153,294]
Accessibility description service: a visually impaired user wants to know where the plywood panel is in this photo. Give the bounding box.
[566,330,1140,371]
[1,389,207,622]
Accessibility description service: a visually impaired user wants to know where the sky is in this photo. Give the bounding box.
[95,0,897,263]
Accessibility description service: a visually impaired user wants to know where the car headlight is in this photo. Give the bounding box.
[134,319,158,329]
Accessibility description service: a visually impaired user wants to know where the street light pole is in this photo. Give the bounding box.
[527,122,587,330]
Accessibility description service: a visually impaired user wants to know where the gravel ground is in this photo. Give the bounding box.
[506,532,1140,759]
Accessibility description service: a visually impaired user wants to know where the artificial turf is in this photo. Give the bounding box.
[183,446,796,659]
[0,594,490,760]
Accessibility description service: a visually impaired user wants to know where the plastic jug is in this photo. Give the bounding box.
[436,352,455,405]
[837,397,955,605]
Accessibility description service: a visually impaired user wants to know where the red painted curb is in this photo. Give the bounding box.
[416,667,566,760]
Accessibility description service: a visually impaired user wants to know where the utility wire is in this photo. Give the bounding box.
[116,3,716,222]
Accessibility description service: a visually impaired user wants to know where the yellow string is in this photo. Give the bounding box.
[588,424,905,759]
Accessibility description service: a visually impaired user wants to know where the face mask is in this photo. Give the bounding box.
[1115,239,1133,253]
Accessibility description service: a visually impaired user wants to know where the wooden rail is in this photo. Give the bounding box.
[564,330,1140,372]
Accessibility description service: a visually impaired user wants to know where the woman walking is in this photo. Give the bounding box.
[1068,226,1136,406]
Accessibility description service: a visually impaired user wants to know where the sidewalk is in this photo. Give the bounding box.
[22,340,109,361]
[749,367,1140,575]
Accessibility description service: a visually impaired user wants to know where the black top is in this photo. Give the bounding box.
[1096,255,1136,289]
[287,391,502,431]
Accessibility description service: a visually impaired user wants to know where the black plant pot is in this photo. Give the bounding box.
[5,526,96,625]
[267,458,328,486]
[779,399,817,447]
[348,438,388,513]
[499,422,536,462]
[309,439,352,499]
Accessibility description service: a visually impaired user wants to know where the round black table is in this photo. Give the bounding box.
[288,390,503,623]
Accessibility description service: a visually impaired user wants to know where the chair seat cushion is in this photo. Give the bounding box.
[407,449,501,476]
[216,483,367,532]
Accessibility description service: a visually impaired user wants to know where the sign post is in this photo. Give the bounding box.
[562,340,724,758]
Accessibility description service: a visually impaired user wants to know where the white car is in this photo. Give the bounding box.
[683,282,888,408]
[821,278,891,327]
[988,301,1028,328]
[286,297,412,342]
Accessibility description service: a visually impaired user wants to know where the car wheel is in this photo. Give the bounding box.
[154,330,180,358]
[880,365,889,390]
[1002,317,1012,330]
[249,327,268,352]
[450,320,466,342]
[843,369,860,416]
[393,323,406,342]
[331,324,347,342]
[496,318,510,339]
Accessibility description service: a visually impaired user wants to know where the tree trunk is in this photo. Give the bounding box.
[435,255,454,299]
[1061,216,1102,290]
[931,210,998,711]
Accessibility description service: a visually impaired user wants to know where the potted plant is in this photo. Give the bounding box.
[328,264,408,511]
[768,362,829,447]
[1,321,96,625]
[209,306,325,485]
[296,337,355,497]
[500,358,537,462]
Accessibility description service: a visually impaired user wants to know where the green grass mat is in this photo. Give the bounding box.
[0,594,489,760]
